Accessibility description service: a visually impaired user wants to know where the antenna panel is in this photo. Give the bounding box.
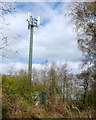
[37,16,40,26]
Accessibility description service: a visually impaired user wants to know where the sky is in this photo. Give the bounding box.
[1,2,83,74]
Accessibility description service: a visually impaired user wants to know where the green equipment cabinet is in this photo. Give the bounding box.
[39,92,46,105]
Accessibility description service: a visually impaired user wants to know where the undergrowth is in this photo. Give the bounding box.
[2,75,96,118]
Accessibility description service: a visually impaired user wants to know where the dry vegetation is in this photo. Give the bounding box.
[2,67,96,118]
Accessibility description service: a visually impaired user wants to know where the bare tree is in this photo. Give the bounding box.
[32,68,39,85]
[68,2,96,107]
[41,60,48,87]
[48,63,57,95]
[0,2,15,56]
[77,70,90,107]
[57,62,70,102]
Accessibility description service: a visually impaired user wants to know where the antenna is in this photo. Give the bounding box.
[30,12,32,17]
[28,12,30,18]
[37,16,40,26]
[26,12,30,22]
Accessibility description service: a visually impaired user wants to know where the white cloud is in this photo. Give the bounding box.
[1,2,83,74]
[1,61,81,74]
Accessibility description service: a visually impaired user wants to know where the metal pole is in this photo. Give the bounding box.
[27,13,40,81]
[28,23,33,81]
